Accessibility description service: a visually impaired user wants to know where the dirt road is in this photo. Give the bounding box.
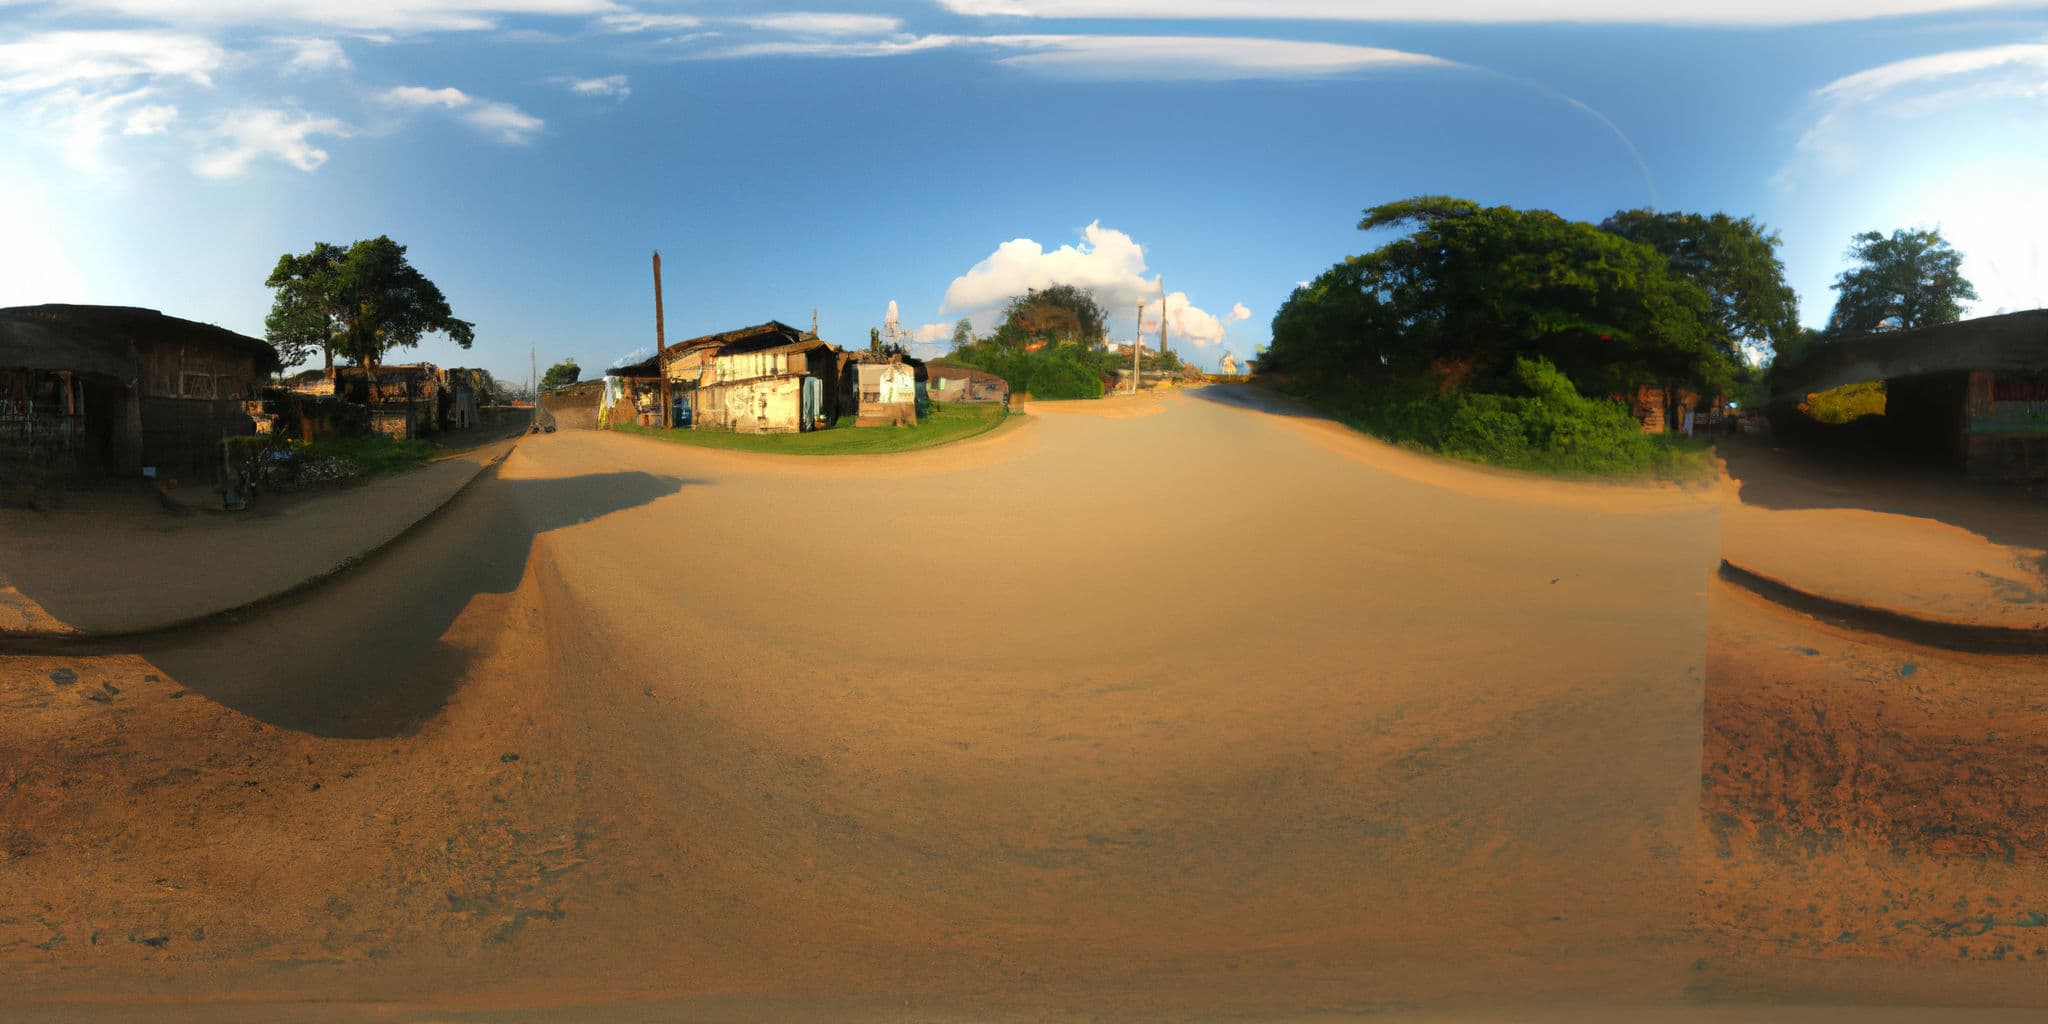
[2,389,2039,1021]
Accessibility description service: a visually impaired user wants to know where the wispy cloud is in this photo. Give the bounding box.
[698,32,1457,79]
[280,37,352,73]
[25,0,622,34]
[380,83,546,141]
[1788,41,2048,179]
[935,0,2046,26]
[735,12,904,35]
[564,73,630,97]
[598,11,704,33]
[124,102,178,134]
[192,106,348,177]
[0,29,222,95]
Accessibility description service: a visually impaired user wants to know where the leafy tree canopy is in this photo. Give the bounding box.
[264,235,475,370]
[950,317,974,349]
[1824,227,1978,337]
[1600,209,1800,362]
[540,359,581,391]
[1266,196,1737,399]
[996,284,1107,348]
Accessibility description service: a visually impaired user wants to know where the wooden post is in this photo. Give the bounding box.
[654,251,670,428]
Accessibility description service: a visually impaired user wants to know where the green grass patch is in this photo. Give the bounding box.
[614,402,1008,455]
[302,436,437,475]
[1799,380,1887,424]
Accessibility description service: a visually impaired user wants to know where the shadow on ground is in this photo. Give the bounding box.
[1717,434,2048,553]
[126,469,693,739]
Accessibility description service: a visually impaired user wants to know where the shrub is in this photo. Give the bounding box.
[1284,357,1704,478]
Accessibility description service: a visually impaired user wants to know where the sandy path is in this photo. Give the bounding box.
[3,393,2035,1020]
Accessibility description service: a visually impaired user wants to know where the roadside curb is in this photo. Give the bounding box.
[0,439,519,651]
[1717,558,2048,655]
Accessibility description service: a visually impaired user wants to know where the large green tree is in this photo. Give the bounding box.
[540,359,581,391]
[1824,227,1978,336]
[1600,209,1800,362]
[997,284,1107,347]
[1267,196,1736,399]
[264,236,475,371]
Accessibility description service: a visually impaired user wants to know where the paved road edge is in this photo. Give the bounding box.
[1718,558,2048,654]
[0,439,519,649]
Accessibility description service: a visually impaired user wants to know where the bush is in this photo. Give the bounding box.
[1285,357,1706,478]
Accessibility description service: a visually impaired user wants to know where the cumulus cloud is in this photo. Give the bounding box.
[192,107,348,177]
[1228,302,1251,321]
[380,84,544,142]
[939,221,1245,349]
[911,322,956,343]
[1141,291,1235,348]
[933,0,2043,26]
[281,37,350,73]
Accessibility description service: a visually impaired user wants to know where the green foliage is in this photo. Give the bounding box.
[1285,357,1709,479]
[946,340,1105,399]
[540,359,581,391]
[997,284,1108,348]
[1268,196,1738,401]
[1800,380,1887,424]
[1825,228,1978,336]
[265,236,474,370]
[951,317,974,349]
[1600,209,1800,362]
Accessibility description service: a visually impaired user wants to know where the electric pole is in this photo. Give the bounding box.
[1158,276,1169,366]
[653,250,669,429]
[1132,301,1142,393]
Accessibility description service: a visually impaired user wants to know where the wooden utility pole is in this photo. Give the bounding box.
[1132,301,1142,393]
[653,250,669,428]
[1158,276,1169,364]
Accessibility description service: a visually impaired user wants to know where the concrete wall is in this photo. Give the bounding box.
[694,375,804,434]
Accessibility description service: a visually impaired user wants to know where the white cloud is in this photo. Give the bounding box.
[281,37,352,73]
[612,346,651,368]
[465,100,545,142]
[599,11,704,32]
[934,0,2045,26]
[1141,291,1237,348]
[123,103,178,134]
[911,322,956,343]
[22,0,620,34]
[986,34,1455,78]
[1228,302,1251,321]
[939,220,1244,348]
[567,73,629,97]
[0,30,222,95]
[1815,42,2048,104]
[735,12,904,36]
[704,34,961,60]
[192,107,347,177]
[381,84,473,108]
[1787,41,2048,179]
[380,84,544,142]
[696,32,1455,78]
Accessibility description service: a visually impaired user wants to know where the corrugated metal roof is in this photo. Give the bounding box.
[0,304,280,377]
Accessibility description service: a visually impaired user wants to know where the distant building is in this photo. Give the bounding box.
[926,364,1009,404]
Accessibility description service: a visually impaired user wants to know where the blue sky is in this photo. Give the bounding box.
[3,1,2046,379]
